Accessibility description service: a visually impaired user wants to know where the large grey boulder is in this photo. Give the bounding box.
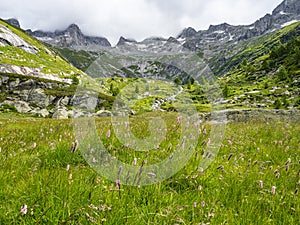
[8,78,20,89]
[95,110,112,117]
[57,96,71,107]
[30,108,50,117]
[17,79,36,89]
[3,100,32,113]
[52,107,71,119]
[28,88,54,108]
[73,94,97,110]
[0,76,9,86]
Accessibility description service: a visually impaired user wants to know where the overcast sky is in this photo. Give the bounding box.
[1,0,283,45]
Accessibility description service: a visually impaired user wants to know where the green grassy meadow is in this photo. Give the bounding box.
[0,112,299,224]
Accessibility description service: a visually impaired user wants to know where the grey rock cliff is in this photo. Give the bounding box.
[27,23,111,49]
[0,75,70,117]
[177,27,197,39]
[116,36,137,46]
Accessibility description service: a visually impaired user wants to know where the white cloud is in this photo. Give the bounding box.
[0,0,284,45]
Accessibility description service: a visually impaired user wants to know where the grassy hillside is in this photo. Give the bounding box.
[209,21,300,76]
[0,19,84,79]
[217,21,300,110]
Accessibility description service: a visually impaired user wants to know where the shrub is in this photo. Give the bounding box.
[0,104,17,112]
[273,99,282,109]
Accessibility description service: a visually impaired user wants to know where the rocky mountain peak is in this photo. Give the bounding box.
[117,36,137,46]
[4,18,20,28]
[177,27,197,39]
[65,23,81,33]
[27,23,111,49]
[167,36,180,44]
[208,23,232,32]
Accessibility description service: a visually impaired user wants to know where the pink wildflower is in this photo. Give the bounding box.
[176,116,181,124]
[107,129,111,138]
[271,186,276,195]
[133,158,137,166]
[199,167,204,175]
[92,158,97,163]
[201,201,205,207]
[193,202,197,208]
[207,138,211,146]
[259,180,263,189]
[20,205,27,216]
[116,179,121,190]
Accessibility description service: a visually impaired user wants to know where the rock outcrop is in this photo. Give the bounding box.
[0,74,113,118]
[0,23,38,54]
[52,107,71,119]
[0,74,72,117]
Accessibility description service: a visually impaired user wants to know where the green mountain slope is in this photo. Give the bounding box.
[52,47,101,72]
[219,21,300,109]
[0,19,84,82]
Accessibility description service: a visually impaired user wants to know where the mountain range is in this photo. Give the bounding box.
[0,0,300,118]
[18,0,299,53]
[16,0,299,77]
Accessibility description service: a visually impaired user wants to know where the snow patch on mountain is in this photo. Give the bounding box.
[279,11,287,15]
[213,30,225,34]
[281,20,299,27]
